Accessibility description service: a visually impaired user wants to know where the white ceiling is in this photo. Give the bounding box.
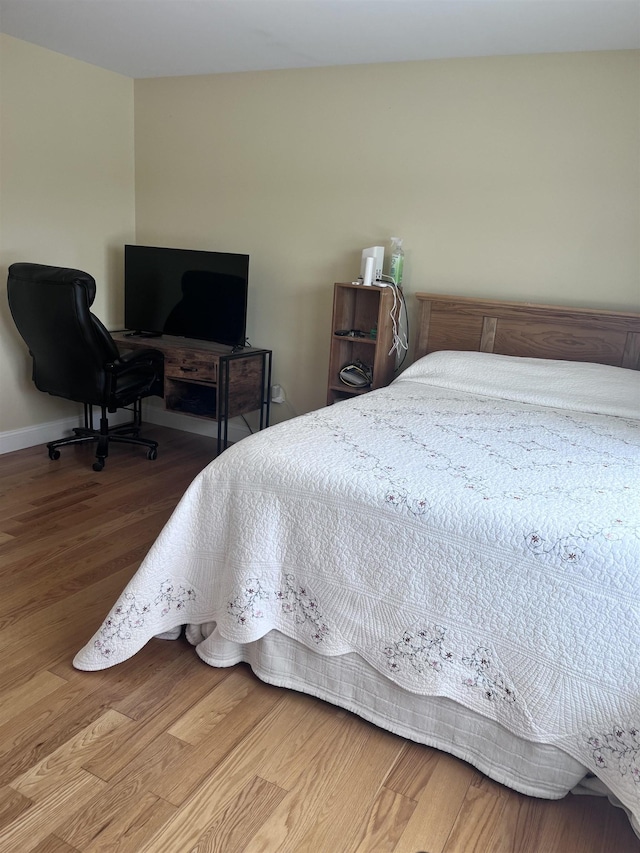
[1,0,638,79]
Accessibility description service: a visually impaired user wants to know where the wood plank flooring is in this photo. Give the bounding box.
[0,425,638,852]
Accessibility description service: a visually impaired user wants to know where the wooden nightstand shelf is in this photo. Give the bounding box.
[113,332,272,453]
[326,283,397,405]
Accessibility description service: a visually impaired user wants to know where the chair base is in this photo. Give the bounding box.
[46,401,158,471]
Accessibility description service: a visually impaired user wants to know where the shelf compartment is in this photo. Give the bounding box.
[165,378,217,419]
[332,283,384,336]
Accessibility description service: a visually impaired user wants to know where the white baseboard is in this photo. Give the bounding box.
[0,407,251,456]
[0,410,123,456]
[142,406,251,445]
[0,415,82,456]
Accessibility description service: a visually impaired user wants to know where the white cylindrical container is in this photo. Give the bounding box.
[363,256,374,286]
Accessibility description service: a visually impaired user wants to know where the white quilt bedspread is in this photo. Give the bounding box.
[74,353,640,823]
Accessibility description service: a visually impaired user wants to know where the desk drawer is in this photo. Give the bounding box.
[164,352,217,383]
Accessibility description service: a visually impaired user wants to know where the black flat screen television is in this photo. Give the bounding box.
[124,244,249,347]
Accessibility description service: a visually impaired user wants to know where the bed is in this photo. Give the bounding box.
[74,292,640,834]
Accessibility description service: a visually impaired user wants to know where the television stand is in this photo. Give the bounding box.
[124,330,163,338]
[113,332,272,455]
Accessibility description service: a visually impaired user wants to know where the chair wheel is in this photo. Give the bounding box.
[92,459,105,472]
[48,448,60,460]
[147,448,158,461]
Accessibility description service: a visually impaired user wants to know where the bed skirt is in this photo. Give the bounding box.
[183,623,587,800]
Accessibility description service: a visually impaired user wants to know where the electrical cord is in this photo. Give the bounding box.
[395,288,410,371]
[378,276,409,364]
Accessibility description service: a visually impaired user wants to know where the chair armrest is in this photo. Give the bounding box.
[105,348,164,405]
[106,348,163,375]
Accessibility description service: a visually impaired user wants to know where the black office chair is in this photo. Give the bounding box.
[7,262,164,471]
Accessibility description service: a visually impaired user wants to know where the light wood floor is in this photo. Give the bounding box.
[0,425,638,853]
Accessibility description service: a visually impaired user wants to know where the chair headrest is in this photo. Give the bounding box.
[8,262,97,306]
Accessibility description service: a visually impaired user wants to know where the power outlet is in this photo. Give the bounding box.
[271,384,285,404]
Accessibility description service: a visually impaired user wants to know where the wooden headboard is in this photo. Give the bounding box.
[415,293,640,370]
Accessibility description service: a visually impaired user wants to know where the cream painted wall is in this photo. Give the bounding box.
[0,35,135,435]
[1,43,637,441]
[133,51,640,419]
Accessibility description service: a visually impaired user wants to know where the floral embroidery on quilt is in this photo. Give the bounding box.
[384,491,430,516]
[524,519,639,567]
[316,398,638,508]
[227,577,270,625]
[321,414,433,515]
[382,631,522,713]
[382,624,454,674]
[156,580,196,615]
[227,574,329,643]
[524,529,586,564]
[276,573,329,643]
[94,581,196,658]
[587,726,640,783]
[462,647,517,703]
